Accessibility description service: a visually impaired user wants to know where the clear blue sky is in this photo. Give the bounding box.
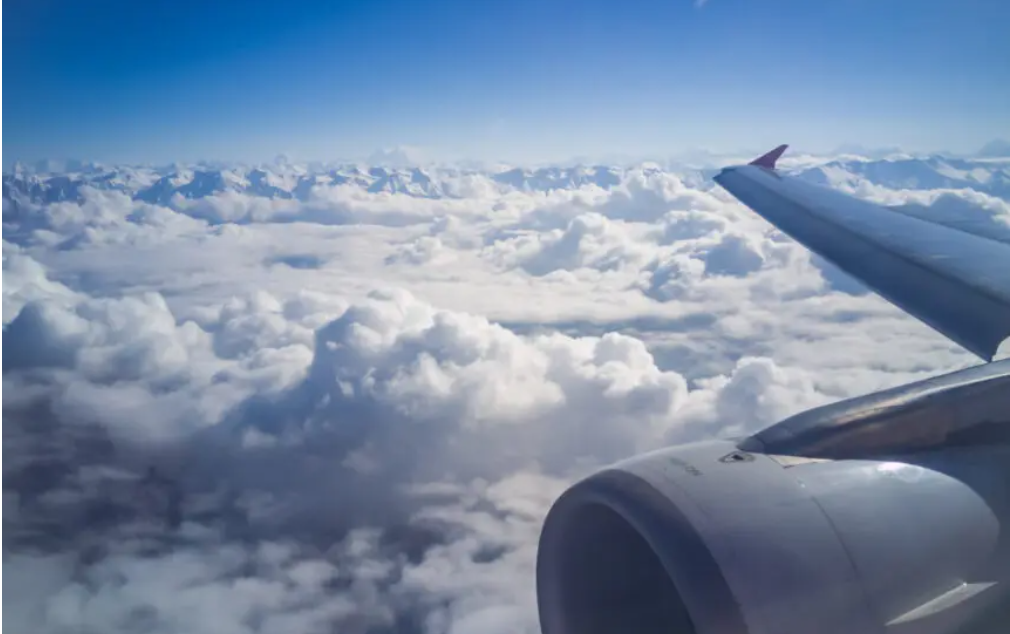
[6,0,1010,165]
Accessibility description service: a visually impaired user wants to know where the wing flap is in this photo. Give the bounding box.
[714,150,1010,360]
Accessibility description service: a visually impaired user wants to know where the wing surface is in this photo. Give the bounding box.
[715,145,1010,361]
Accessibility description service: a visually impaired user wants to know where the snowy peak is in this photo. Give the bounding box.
[793,155,1010,199]
[367,146,427,168]
[366,167,445,197]
[977,139,1010,158]
[492,165,621,191]
[3,173,86,213]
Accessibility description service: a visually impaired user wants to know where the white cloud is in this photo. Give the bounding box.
[3,244,81,321]
[3,154,995,633]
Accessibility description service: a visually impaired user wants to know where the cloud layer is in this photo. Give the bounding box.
[5,154,1003,633]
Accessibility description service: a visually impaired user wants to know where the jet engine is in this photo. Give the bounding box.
[536,363,1010,634]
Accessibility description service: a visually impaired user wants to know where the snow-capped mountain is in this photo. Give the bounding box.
[977,138,1010,158]
[2,163,632,210]
[492,165,622,191]
[5,155,1009,219]
[790,155,1010,199]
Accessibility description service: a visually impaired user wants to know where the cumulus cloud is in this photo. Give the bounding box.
[3,244,80,320]
[2,275,690,634]
[491,212,653,276]
[4,154,993,633]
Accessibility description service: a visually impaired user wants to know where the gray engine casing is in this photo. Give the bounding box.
[536,440,1008,634]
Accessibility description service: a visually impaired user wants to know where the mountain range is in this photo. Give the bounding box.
[4,153,1009,214]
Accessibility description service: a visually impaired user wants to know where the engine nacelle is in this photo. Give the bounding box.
[536,440,1008,634]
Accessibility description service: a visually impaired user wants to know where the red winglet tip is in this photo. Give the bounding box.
[748,144,789,169]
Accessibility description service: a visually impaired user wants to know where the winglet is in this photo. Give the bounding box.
[748,144,789,169]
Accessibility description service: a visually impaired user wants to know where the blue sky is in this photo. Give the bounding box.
[6,0,1010,165]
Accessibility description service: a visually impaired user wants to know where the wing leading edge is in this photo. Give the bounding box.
[714,145,1010,361]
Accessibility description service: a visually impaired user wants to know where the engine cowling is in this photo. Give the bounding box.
[536,440,1008,634]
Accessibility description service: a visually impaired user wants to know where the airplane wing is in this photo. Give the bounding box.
[714,145,1010,361]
